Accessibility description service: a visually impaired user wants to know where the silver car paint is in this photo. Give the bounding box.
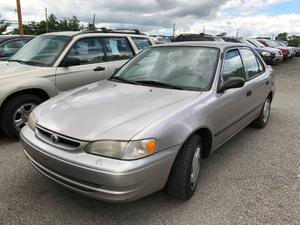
[21,42,276,202]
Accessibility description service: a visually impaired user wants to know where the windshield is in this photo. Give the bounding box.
[247,39,266,48]
[10,35,71,66]
[265,40,280,48]
[112,46,220,91]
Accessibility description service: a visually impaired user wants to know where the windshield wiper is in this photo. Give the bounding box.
[109,76,140,85]
[134,80,184,90]
[7,59,47,66]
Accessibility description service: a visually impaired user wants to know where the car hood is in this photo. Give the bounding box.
[261,47,280,53]
[0,61,53,81]
[36,80,201,141]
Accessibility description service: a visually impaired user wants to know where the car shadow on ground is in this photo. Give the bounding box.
[0,131,16,144]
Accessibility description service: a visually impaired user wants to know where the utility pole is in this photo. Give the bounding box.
[203,26,205,34]
[16,0,23,36]
[45,8,48,33]
[92,14,95,26]
[236,29,239,38]
[172,22,176,37]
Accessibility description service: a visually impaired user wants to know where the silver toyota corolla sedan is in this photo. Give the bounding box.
[20,42,275,202]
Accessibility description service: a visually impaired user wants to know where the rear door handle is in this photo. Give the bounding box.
[246,90,252,97]
[94,66,105,71]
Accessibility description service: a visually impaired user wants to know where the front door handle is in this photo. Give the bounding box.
[94,66,105,71]
[246,90,252,97]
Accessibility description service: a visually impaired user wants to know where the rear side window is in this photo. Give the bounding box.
[103,37,134,61]
[67,37,105,65]
[131,37,152,50]
[222,50,245,82]
[240,49,263,79]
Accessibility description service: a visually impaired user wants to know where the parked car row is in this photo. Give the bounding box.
[0,29,155,137]
[0,29,279,202]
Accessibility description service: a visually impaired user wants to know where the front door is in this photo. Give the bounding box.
[211,49,252,148]
[55,37,110,92]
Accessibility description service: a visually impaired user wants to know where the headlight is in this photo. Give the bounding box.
[85,139,157,160]
[28,113,37,130]
[261,51,271,57]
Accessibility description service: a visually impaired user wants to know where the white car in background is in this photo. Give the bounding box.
[0,29,155,137]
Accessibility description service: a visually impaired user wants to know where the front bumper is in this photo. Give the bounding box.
[271,54,283,63]
[20,126,180,202]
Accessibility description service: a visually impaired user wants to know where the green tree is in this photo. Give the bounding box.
[86,22,96,31]
[0,20,10,34]
[10,14,82,35]
[288,35,300,47]
[275,32,288,41]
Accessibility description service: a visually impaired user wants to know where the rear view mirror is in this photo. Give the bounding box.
[218,77,245,93]
[60,57,81,67]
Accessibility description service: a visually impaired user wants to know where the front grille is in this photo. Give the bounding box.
[271,52,276,59]
[36,126,81,149]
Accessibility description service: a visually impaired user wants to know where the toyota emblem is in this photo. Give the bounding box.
[50,134,59,143]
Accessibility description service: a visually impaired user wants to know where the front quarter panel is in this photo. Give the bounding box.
[132,91,215,152]
[0,77,56,107]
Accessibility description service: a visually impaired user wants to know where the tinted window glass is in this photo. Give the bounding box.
[240,49,261,78]
[103,37,133,61]
[222,50,244,81]
[131,37,152,50]
[67,38,104,65]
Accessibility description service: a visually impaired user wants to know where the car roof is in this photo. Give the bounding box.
[42,30,151,38]
[0,35,35,42]
[152,41,247,50]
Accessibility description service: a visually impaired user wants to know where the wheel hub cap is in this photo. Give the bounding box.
[13,103,37,131]
[191,145,201,189]
[262,99,271,123]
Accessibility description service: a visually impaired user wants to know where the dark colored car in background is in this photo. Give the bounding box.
[174,33,225,42]
[0,35,35,59]
[257,39,290,60]
[245,38,283,64]
[221,37,283,65]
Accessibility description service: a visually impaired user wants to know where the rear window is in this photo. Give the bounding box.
[131,37,152,50]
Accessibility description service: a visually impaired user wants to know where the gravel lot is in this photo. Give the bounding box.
[0,58,299,225]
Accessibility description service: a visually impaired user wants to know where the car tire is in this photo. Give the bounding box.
[166,134,202,200]
[0,94,43,138]
[251,97,271,129]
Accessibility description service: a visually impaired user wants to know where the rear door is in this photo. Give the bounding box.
[239,48,270,114]
[102,37,135,73]
[55,37,109,92]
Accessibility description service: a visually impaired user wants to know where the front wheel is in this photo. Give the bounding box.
[0,94,43,138]
[166,134,202,200]
[252,97,271,128]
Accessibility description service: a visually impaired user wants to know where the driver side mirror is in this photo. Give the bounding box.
[218,77,245,93]
[60,57,81,67]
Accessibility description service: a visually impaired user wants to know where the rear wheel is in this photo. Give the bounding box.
[0,94,43,138]
[167,134,202,200]
[252,97,271,128]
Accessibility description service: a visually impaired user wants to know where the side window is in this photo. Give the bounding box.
[131,37,152,50]
[240,49,262,79]
[67,38,104,65]
[103,37,134,61]
[222,50,245,82]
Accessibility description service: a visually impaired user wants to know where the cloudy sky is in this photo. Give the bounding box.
[0,0,300,37]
